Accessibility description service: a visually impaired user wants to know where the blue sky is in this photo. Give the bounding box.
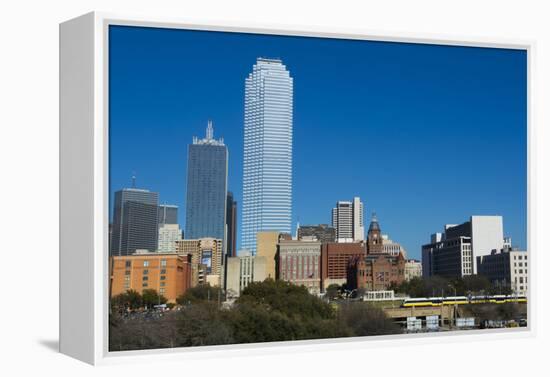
[109,25,527,259]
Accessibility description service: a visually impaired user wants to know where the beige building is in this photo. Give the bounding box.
[404,259,423,281]
[158,223,183,253]
[256,231,280,279]
[226,254,267,297]
[176,238,223,287]
[278,239,322,295]
[381,234,407,258]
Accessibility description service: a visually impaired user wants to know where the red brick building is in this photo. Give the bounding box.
[351,252,406,291]
[321,242,366,290]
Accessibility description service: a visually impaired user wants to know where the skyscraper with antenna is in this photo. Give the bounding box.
[185,121,228,245]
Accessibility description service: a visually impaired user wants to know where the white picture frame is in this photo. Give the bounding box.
[59,11,534,365]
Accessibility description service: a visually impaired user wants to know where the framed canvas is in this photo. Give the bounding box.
[59,12,534,365]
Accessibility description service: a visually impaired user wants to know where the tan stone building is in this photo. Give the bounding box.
[226,254,267,297]
[110,252,192,303]
[256,231,281,279]
[176,238,223,287]
[404,259,423,281]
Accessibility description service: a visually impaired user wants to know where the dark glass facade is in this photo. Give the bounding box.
[185,135,228,243]
[110,188,159,256]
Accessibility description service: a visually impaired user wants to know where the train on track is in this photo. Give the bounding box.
[402,295,527,308]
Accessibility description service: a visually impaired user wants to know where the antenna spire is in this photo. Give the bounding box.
[131,172,136,188]
[206,120,214,140]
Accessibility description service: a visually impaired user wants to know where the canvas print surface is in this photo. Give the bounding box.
[108,25,527,351]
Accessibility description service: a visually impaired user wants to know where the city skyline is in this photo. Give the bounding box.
[108,25,527,259]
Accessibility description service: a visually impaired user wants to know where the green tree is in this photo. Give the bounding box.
[142,289,167,308]
[111,289,142,311]
[325,284,341,300]
[177,284,223,305]
[338,302,400,336]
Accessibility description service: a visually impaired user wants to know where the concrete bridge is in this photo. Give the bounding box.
[383,305,453,320]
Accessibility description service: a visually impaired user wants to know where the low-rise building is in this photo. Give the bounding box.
[226,253,267,297]
[477,249,528,295]
[278,239,322,295]
[351,253,406,291]
[321,241,366,290]
[110,252,192,303]
[175,238,223,287]
[404,259,422,281]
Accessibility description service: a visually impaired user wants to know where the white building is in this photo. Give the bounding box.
[225,253,267,297]
[381,234,407,257]
[241,58,293,254]
[477,249,528,295]
[422,216,507,278]
[158,223,183,253]
[404,260,422,281]
[332,197,364,242]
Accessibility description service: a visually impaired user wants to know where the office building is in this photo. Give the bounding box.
[110,188,159,256]
[332,197,365,242]
[422,216,506,279]
[297,224,336,243]
[321,241,367,290]
[158,204,178,226]
[158,223,183,253]
[226,253,267,298]
[278,239,322,295]
[350,253,406,291]
[176,238,223,287]
[477,248,528,295]
[110,252,192,303]
[226,192,237,258]
[241,58,293,254]
[381,234,407,258]
[185,121,228,247]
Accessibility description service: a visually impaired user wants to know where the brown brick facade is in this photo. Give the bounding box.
[321,242,366,290]
[110,253,192,303]
[351,253,405,291]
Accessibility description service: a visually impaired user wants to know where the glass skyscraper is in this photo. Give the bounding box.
[110,188,159,256]
[185,121,228,243]
[241,58,293,254]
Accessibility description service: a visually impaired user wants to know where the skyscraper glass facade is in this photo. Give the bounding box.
[185,122,228,243]
[110,188,159,256]
[242,58,293,254]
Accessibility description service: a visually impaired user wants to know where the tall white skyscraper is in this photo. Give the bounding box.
[241,58,293,254]
[332,197,365,242]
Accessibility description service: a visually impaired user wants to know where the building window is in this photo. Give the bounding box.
[142,276,148,281]
[143,261,149,267]
[125,261,131,268]
[160,282,166,287]
[161,259,167,267]
[160,269,167,275]
[160,276,166,281]
[159,288,165,295]
[142,283,148,287]
[125,270,131,276]
[143,269,149,275]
